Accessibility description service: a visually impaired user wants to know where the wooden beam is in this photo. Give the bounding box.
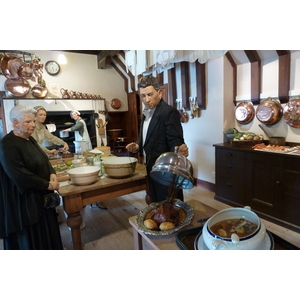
[167,67,177,107]
[111,61,129,93]
[225,52,237,106]
[180,62,190,110]
[276,50,290,103]
[244,50,261,104]
[113,55,135,92]
[195,61,207,109]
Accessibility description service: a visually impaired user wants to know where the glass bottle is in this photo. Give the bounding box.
[93,155,102,177]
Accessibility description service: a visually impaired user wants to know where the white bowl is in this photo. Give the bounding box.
[67,166,100,185]
[201,206,267,250]
[102,156,137,178]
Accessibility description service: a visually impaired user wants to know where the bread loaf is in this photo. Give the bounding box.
[159,221,175,231]
[144,219,158,230]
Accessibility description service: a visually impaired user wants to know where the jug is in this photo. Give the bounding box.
[70,90,77,98]
[61,88,70,99]
[73,140,89,154]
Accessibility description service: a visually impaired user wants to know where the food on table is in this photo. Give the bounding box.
[143,201,186,231]
[144,219,158,230]
[159,222,175,231]
[232,131,264,141]
[210,218,258,238]
[252,143,287,151]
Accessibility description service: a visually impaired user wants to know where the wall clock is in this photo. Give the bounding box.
[45,60,60,76]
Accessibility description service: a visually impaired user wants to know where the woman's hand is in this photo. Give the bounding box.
[48,174,59,190]
[62,143,69,151]
[126,142,139,153]
[49,149,57,155]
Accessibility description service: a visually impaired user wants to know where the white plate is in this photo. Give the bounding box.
[194,230,274,250]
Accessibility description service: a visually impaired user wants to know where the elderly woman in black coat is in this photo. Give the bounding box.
[0,105,63,250]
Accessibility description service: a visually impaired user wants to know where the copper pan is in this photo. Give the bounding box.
[1,54,24,79]
[18,63,33,80]
[4,78,31,98]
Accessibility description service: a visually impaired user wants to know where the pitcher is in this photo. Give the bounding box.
[60,88,70,99]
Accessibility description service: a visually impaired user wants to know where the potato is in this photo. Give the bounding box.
[159,222,175,231]
[144,219,158,230]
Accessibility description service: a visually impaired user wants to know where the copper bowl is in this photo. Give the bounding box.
[235,101,255,124]
[4,78,31,98]
[283,98,300,128]
[256,98,282,125]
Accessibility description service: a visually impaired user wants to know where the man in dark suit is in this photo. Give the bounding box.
[126,75,189,204]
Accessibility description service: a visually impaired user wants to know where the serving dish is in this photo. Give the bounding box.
[136,199,194,236]
[194,230,274,250]
[201,206,268,250]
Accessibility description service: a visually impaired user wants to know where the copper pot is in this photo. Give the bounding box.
[4,78,30,97]
[256,98,282,125]
[1,54,24,79]
[235,101,255,124]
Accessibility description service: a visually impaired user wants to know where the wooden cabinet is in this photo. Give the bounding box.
[214,143,300,232]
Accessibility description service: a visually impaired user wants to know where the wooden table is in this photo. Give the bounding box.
[128,200,218,250]
[59,164,147,250]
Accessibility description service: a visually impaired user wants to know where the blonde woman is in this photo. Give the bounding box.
[32,106,69,155]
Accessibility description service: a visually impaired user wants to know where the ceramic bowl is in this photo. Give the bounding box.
[102,156,137,178]
[201,206,267,250]
[67,166,100,185]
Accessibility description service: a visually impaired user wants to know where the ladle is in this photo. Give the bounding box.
[258,124,286,146]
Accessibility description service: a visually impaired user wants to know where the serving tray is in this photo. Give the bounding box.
[176,226,299,250]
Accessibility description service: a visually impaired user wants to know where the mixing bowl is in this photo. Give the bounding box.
[102,156,137,178]
[67,166,100,185]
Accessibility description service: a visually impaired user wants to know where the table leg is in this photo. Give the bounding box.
[66,211,83,250]
[132,227,143,250]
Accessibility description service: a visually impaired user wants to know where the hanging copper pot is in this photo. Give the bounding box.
[235,101,255,124]
[18,63,33,80]
[283,97,300,128]
[1,54,24,79]
[256,97,282,125]
[4,78,31,97]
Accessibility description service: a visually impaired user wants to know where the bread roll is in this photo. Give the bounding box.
[144,219,158,230]
[159,221,175,231]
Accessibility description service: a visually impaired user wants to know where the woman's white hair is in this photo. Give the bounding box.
[70,110,81,117]
[10,105,37,123]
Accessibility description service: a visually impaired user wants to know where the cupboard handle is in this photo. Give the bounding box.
[226,182,232,187]
[276,181,281,185]
[227,153,233,157]
[226,165,233,169]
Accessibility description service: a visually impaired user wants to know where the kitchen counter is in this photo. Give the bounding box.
[59,164,147,250]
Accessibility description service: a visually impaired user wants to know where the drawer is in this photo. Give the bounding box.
[216,148,246,162]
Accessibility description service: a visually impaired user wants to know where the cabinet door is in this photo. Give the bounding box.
[280,157,300,227]
[246,152,282,217]
[215,148,247,205]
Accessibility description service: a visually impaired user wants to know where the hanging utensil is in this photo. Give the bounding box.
[258,124,285,146]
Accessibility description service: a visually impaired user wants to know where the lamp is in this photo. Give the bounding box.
[58,52,67,64]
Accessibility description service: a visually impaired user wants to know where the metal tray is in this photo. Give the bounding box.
[136,199,194,236]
